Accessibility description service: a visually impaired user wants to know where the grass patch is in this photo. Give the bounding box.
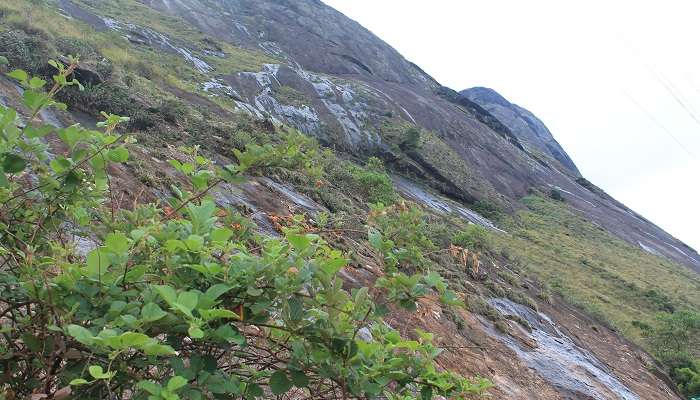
[274,85,309,108]
[490,194,700,342]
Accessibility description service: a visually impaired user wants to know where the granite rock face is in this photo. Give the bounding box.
[57,0,698,272]
[461,87,580,175]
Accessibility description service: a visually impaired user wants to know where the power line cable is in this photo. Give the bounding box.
[623,90,698,160]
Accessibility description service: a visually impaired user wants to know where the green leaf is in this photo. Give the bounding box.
[420,385,433,400]
[141,303,168,322]
[213,324,245,345]
[246,383,263,397]
[177,291,199,312]
[167,376,188,392]
[289,370,309,388]
[7,69,28,82]
[50,158,71,173]
[105,232,130,254]
[153,285,177,307]
[0,170,8,188]
[210,227,233,242]
[88,365,115,380]
[199,308,240,320]
[269,370,292,395]
[0,56,8,65]
[67,324,94,346]
[188,325,204,339]
[320,258,347,275]
[69,379,90,386]
[368,228,383,250]
[203,284,232,302]
[184,234,204,251]
[108,146,129,162]
[24,124,53,138]
[142,342,176,356]
[2,153,27,173]
[287,296,304,322]
[180,162,194,174]
[86,248,111,278]
[287,234,311,252]
[119,332,151,348]
[28,76,46,89]
[138,380,162,395]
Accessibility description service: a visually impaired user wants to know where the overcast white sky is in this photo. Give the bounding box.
[323,0,700,251]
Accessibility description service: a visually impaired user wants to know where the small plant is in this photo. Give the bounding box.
[549,188,565,201]
[368,202,436,272]
[471,199,503,221]
[505,289,539,312]
[485,281,507,297]
[538,283,554,304]
[453,224,490,252]
[497,270,519,286]
[465,295,502,322]
[350,157,396,204]
[400,127,420,152]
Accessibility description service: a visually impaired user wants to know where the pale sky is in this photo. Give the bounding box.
[323,0,700,251]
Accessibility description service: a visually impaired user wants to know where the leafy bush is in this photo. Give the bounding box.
[674,361,700,398]
[233,131,328,179]
[368,203,436,272]
[350,157,396,204]
[400,127,420,152]
[471,199,503,221]
[0,61,492,399]
[645,311,700,369]
[549,188,564,201]
[497,270,519,286]
[505,289,538,312]
[452,224,490,252]
[0,29,49,72]
[465,295,501,322]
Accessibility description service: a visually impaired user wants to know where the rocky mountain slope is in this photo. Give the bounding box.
[139,0,699,272]
[1,0,699,398]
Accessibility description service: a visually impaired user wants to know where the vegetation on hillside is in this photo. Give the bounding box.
[0,61,492,399]
[0,1,698,398]
[490,194,700,398]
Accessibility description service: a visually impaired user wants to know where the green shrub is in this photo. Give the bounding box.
[350,157,396,204]
[471,199,504,221]
[485,281,507,297]
[549,188,564,201]
[0,61,492,399]
[674,361,700,398]
[453,224,490,251]
[538,283,553,304]
[497,270,519,286]
[274,85,308,107]
[0,29,49,72]
[505,289,539,312]
[400,127,420,152]
[465,295,501,322]
[368,203,436,272]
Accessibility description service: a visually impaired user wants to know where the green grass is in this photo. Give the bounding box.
[274,85,309,108]
[490,194,700,342]
[208,42,278,74]
[72,0,277,74]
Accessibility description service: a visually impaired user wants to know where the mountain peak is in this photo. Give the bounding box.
[461,86,581,175]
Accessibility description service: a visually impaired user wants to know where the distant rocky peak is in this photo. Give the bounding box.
[461,87,581,175]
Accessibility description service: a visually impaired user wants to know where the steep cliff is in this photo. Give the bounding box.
[1,0,698,398]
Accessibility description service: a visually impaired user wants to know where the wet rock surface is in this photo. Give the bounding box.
[487,298,639,400]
